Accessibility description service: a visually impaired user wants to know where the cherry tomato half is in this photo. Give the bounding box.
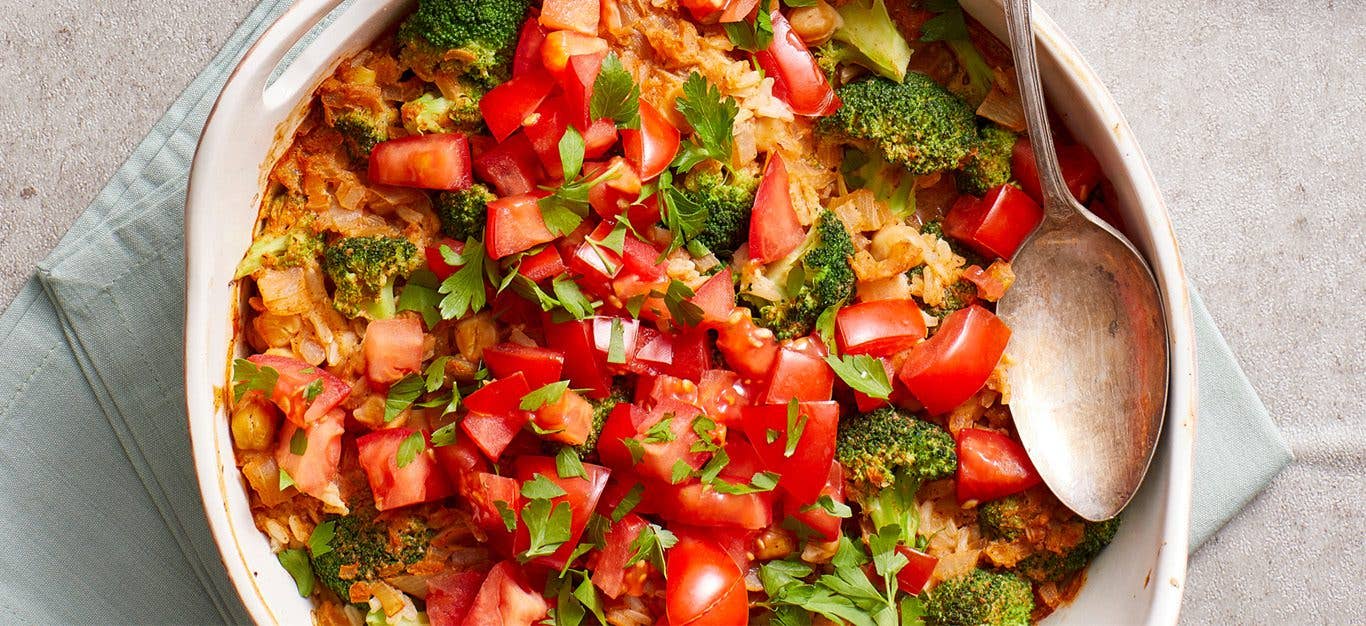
[665,536,749,626]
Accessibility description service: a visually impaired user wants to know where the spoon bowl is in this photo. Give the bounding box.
[997,0,1169,521]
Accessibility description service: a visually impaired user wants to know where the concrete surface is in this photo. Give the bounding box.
[0,0,1362,623]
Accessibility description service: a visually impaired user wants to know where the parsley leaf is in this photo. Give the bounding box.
[590,53,640,129]
[663,280,705,327]
[278,468,296,491]
[697,447,730,484]
[802,494,853,519]
[784,398,807,458]
[522,380,571,411]
[723,0,774,52]
[713,471,781,494]
[670,459,693,484]
[307,520,335,557]
[430,422,458,447]
[424,356,451,393]
[611,483,645,522]
[302,379,323,404]
[288,429,308,456]
[607,318,628,364]
[675,72,739,167]
[437,240,495,320]
[553,275,598,320]
[520,499,574,561]
[397,269,442,328]
[555,446,587,479]
[657,171,709,256]
[276,548,315,597]
[825,354,893,399]
[384,374,424,422]
[625,523,677,575]
[642,415,676,443]
[622,437,646,464]
[395,430,425,468]
[231,358,278,403]
[494,500,518,532]
[815,304,840,353]
[522,473,570,500]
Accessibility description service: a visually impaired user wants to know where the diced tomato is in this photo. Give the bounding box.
[433,436,490,495]
[943,184,1044,260]
[356,428,453,511]
[463,472,522,551]
[835,299,927,357]
[483,343,565,390]
[274,409,344,501]
[1012,138,1104,204]
[480,71,556,142]
[542,317,614,398]
[719,0,761,22]
[783,461,846,542]
[426,569,484,626]
[425,239,464,281]
[518,246,567,283]
[368,133,473,191]
[591,315,640,365]
[595,403,643,469]
[852,356,897,412]
[681,0,727,22]
[583,117,619,158]
[586,158,642,219]
[895,545,939,594]
[362,317,423,386]
[755,10,839,116]
[956,428,1042,504]
[898,305,1011,414]
[511,456,611,569]
[462,561,549,626]
[621,399,707,484]
[461,411,530,463]
[465,372,532,417]
[533,388,595,445]
[473,133,543,196]
[697,369,751,424]
[961,263,1009,301]
[748,154,804,263]
[512,17,547,78]
[246,354,349,427]
[540,31,608,78]
[487,194,557,260]
[540,0,600,35]
[714,309,780,382]
[658,482,773,530]
[560,52,607,130]
[620,99,680,181]
[657,329,710,381]
[592,513,649,599]
[666,536,748,626]
[522,96,572,174]
[741,400,838,503]
[690,269,736,328]
[762,337,833,403]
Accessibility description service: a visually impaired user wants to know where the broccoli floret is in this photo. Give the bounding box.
[841,147,916,217]
[925,569,1034,626]
[234,216,324,279]
[682,169,758,257]
[570,381,632,460]
[977,495,1031,542]
[957,125,1017,196]
[334,110,390,158]
[397,0,530,88]
[323,236,422,319]
[436,184,495,241]
[819,74,979,176]
[310,512,433,602]
[753,210,856,340]
[1017,517,1120,582]
[836,407,956,543]
[401,88,485,135]
[820,0,912,82]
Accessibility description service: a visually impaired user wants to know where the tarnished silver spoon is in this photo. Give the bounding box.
[994,0,1168,522]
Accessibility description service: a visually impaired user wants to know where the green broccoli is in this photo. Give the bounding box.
[977,495,1031,542]
[1017,517,1120,582]
[835,407,956,544]
[819,0,913,83]
[234,216,324,279]
[334,110,391,158]
[401,88,485,135]
[752,210,856,340]
[569,380,632,460]
[435,184,495,241]
[957,125,1018,196]
[841,147,916,217]
[682,169,758,257]
[397,0,531,88]
[310,511,433,602]
[323,236,423,319]
[919,0,997,107]
[819,74,980,176]
[925,569,1034,626]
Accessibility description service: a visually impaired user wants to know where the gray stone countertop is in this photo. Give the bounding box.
[0,0,1361,623]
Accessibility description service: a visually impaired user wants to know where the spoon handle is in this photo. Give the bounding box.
[1003,0,1074,220]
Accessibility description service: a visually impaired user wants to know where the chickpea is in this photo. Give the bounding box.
[231,397,279,451]
[454,311,497,362]
[788,0,842,47]
[754,527,797,560]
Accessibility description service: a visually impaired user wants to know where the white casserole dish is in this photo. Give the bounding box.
[184,0,1196,622]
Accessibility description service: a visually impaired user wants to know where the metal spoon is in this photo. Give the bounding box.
[994,0,1168,521]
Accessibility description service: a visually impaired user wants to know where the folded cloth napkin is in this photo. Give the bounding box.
[0,1,1292,623]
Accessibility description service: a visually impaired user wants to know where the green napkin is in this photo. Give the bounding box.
[0,1,1290,623]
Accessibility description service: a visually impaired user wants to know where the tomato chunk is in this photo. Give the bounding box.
[762,337,833,404]
[533,388,595,445]
[462,561,549,626]
[356,428,453,511]
[518,246,567,283]
[895,545,939,594]
[487,194,557,260]
[666,536,748,626]
[426,570,484,626]
[425,239,464,281]
[741,400,838,503]
[362,317,424,386]
[560,52,607,130]
[246,354,349,427]
[543,317,613,398]
[956,428,1042,504]
[473,133,543,196]
[783,461,846,542]
[480,71,556,141]
[511,17,547,78]
[748,154,804,263]
[511,456,611,569]
[658,482,774,530]
[835,299,927,357]
[620,99,680,181]
[1012,138,1104,204]
[943,184,1044,260]
[465,372,532,417]
[541,31,608,78]
[898,305,1011,415]
[690,268,736,327]
[592,513,648,599]
[462,472,521,551]
[755,10,839,116]
[368,134,473,191]
[483,343,565,390]
[274,409,344,502]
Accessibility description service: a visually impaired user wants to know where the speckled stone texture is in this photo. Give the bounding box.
[0,0,1361,623]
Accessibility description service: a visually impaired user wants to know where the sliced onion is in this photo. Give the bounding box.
[257,267,311,315]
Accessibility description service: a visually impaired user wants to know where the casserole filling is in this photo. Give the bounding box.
[227,0,1123,623]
